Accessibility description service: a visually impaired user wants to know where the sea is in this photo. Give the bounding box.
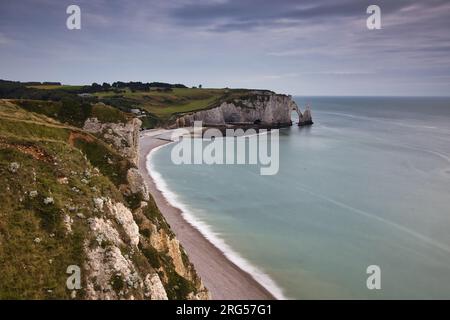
[147,96,450,299]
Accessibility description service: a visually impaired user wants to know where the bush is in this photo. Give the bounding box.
[165,270,195,300]
[141,246,161,268]
[59,98,93,126]
[140,228,151,238]
[73,138,131,187]
[24,194,63,234]
[111,274,124,292]
[91,104,127,124]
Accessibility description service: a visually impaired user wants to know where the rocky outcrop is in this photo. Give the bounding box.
[144,273,168,300]
[84,199,147,300]
[133,199,210,300]
[291,104,314,126]
[89,217,124,246]
[0,100,208,300]
[107,200,140,247]
[84,187,209,299]
[83,117,141,166]
[82,115,209,300]
[126,168,150,201]
[298,107,314,127]
[175,93,301,128]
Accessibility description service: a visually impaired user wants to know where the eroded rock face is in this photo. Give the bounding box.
[298,107,314,126]
[106,200,140,248]
[134,199,210,300]
[291,102,314,126]
[126,168,150,201]
[175,93,296,127]
[150,228,187,277]
[84,200,167,300]
[85,245,145,300]
[84,196,209,300]
[83,117,141,166]
[82,114,209,300]
[144,273,168,300]
[2,100,209,300]
[89,217,123,247]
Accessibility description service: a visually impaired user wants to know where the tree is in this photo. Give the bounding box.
[59,97,92,126]
[91,83,102,91]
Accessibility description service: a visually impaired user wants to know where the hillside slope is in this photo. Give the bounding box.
[0,99,209,299]
[1,80,289,128]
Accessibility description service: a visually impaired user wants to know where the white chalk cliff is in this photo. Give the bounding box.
[81,116,209,300]
[175,92,308,127]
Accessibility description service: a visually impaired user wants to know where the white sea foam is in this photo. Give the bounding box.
[146,142,288,300]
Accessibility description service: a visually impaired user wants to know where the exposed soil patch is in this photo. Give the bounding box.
[68,131,95,147]
[0,139,54,163]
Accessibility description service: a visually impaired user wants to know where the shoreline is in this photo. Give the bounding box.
[138,130,280,300]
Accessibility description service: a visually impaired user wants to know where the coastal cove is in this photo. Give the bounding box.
[2,0,450,304]
[143,96,450,299]
[139,131,278,300]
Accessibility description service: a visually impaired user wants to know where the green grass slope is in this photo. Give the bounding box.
[1,80,274,129]
[0,101,122,298]
[0,100,204,299]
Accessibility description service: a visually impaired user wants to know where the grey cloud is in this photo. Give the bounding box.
[0,0,449,95]
[168,0,433,31]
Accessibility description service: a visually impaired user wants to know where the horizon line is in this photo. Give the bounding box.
[3,79,450,98]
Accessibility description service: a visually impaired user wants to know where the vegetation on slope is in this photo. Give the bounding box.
[0,80,272,129]
[0,100,205,299]
[0,102,118,298]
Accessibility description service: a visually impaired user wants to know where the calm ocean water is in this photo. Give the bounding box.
[148,97,450,299]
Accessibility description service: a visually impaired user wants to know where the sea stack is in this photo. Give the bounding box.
[298,107,314,126]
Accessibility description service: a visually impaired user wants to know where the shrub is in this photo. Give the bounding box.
[141,246,161,268]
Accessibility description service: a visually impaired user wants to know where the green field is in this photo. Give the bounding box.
[94,88,228,120]
[10,80,269,128]
[27,84,85,91]
[25,86,231,121]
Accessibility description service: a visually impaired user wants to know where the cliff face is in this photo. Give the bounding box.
[81,116,209,300]
[0,100,208,300]
[83,117,141,166]
[175,93,299,128]
[83,193,209,300]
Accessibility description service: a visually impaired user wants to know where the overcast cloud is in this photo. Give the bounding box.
[0,0,449,95]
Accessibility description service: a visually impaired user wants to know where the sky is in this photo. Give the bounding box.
[1,0,450,96]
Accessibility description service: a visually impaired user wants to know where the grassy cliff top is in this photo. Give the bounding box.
[89,87,277,127]
[0,100,126,298]
[0,100,203,299]
[1,80,277,129]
